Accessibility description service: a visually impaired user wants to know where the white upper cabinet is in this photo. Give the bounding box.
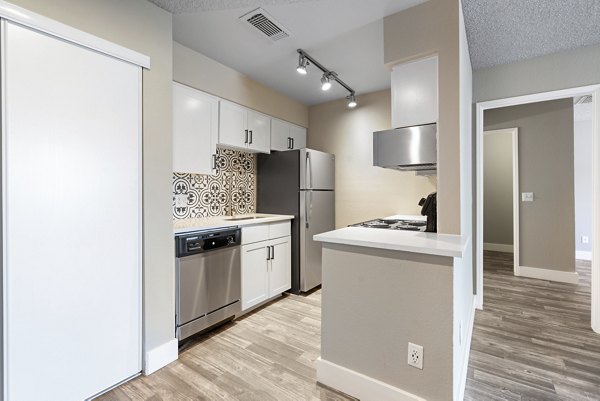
[173,82,218,175]
[219,100,271,154]
[289,125,307,149]
[391,55,438,128]
[219,100,248,150]
[271,118,306,151]
[247,110,271,153]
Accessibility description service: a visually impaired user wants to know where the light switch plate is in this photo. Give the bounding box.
[521,192,534,202]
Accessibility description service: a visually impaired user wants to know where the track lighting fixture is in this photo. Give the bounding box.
[347,93,357,108]
[296,55,308,75]
[321,73,332,91]
[296,49,357,108]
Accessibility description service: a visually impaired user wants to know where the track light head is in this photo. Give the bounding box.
[321,73,332,91]
[347,94,357,108]
[296,55,308,75]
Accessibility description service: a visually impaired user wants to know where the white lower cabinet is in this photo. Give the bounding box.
[241,221,291,311]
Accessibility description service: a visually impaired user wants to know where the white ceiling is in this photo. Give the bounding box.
[149,0,427,105]
[462,0,600,70]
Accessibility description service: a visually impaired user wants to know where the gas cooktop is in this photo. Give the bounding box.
[350,218,427,232]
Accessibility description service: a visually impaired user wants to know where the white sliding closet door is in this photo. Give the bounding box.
[3,21,141,400]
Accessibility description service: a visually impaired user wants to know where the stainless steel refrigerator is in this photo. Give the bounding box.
[257,148,335,294]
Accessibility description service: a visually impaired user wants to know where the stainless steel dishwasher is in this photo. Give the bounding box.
[175,227,241,341]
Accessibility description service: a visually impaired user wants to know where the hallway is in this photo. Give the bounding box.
[465,251,600,400]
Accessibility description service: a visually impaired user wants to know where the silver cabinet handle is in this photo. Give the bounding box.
[244,129,249,143]
[249,130,253,144]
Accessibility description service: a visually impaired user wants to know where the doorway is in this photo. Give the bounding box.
[475,84,600,333]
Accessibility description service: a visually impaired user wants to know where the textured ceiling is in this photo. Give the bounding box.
[148,0,320,14]
[462,0,600,69]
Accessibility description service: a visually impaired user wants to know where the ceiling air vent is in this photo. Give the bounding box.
[575,95,593,104]
[240,8,291,42]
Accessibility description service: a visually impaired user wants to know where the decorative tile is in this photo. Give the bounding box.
[173,147,256,219]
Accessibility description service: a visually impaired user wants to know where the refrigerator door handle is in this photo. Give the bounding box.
[305,151,313,189]
[305,191,309,228]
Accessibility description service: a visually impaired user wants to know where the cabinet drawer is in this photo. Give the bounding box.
[242,224,269,245]
[269,221,291,239]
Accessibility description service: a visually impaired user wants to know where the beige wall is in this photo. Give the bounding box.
[485,99,575,272]
[483,133,514,245]
[308,90,436,228]
[384,0,461,235]
[474,44,600,103]
[9,0,175,356]
[174,42,308,127]
[321,244,454,400]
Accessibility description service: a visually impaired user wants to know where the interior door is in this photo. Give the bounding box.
[3,21,141,401]
[247,110,271,153]
[299,190,335,292]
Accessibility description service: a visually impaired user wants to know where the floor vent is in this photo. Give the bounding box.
[240,8,291,42]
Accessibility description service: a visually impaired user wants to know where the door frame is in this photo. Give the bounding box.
[483,128,519,275]
[475,84,600,334]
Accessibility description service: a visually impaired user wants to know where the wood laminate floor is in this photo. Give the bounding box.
[464,251,600,401]
[97,291,354,401]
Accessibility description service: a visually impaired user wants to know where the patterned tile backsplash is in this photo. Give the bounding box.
[173,148,256,219]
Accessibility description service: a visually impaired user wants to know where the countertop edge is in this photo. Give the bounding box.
[174,214,295,234]
[314,229,469,258]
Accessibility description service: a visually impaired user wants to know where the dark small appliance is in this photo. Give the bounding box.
[419,192,437,233]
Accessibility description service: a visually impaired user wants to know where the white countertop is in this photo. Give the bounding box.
[174,213,294,234]
[314,214,468,258]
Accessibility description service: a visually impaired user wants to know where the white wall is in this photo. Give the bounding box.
[575,103,593,257]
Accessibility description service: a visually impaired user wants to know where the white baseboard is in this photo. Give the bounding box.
[576,251,592,261]
[518,266,579,284]
[483,242,514,253]
[316,358,425,401]
[144,338,178,375]
[457,296,476,401]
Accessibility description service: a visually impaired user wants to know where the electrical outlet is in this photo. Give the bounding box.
[174,194,187,208]
[582,236,590,244]
[521,192,534,202]
[408,342,423,370]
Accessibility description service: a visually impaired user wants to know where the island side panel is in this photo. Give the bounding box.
[320,243,454,401]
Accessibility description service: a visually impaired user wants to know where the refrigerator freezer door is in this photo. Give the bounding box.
[299,190,335,292]
[300,149,335,190]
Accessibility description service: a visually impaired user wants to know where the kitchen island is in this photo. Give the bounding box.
[314,224,473,401]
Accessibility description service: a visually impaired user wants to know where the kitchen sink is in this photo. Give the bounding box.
[224,216,268,221]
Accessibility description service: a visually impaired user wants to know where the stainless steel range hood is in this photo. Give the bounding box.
[373,123,437,172]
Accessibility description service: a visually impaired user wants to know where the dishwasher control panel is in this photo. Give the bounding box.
[175,227,241,257]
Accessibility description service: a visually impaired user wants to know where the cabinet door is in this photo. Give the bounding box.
[289,125,307,150]
[173,83,218,175]
[268,237,291,297]
[391,55,438,128]
[247,110,271,154]
[241,242,269,311]
[270,118,291,151]
[219,100,248,150]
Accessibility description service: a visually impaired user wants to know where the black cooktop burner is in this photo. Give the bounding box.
[351,218,427,232]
